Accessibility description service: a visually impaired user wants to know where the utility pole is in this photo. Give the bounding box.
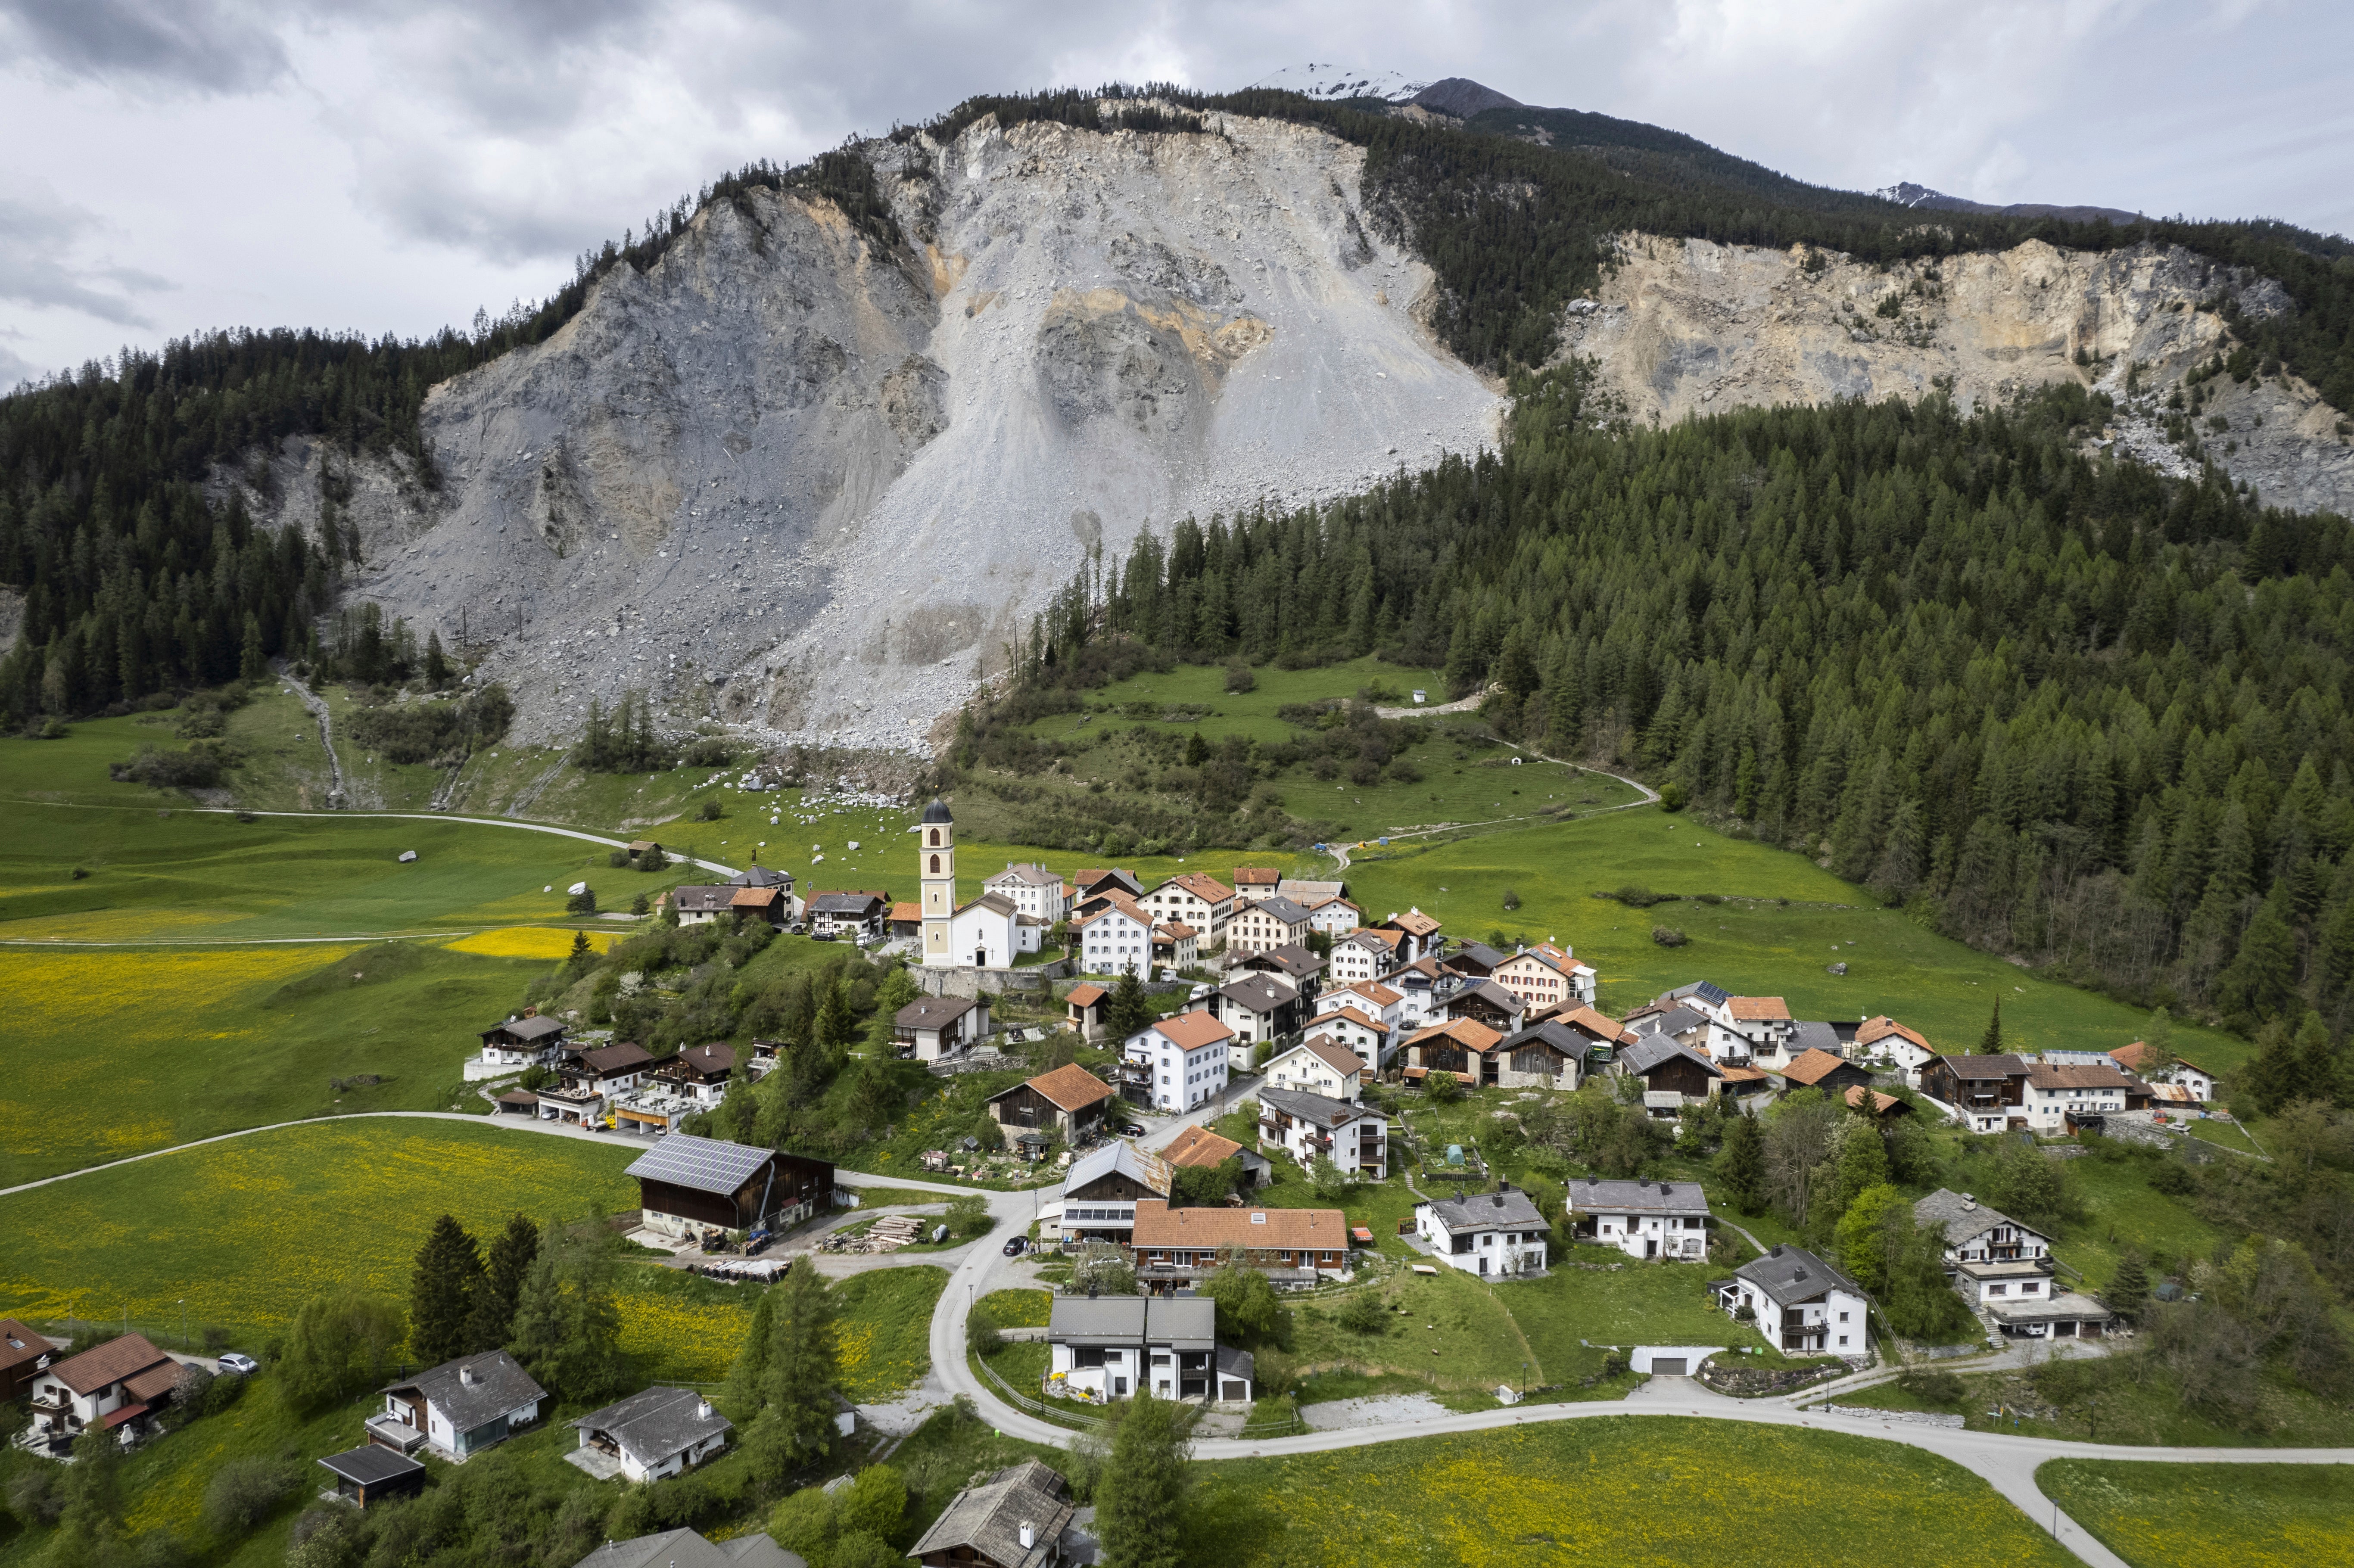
[179,1300,187,1351]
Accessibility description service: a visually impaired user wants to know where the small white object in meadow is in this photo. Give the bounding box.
[543,885,552,893]
[847,841,860,851]
[568,881,588,895]
[813,854,825,863]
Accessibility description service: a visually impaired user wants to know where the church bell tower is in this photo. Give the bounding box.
[919,798,956,963]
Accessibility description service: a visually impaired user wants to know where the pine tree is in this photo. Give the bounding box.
[408,1216,484,1367]
[423,631,451,688]
[468,1213,540,1350]
[739,1263,840,1484]
[1978,998,2003,1056]
[1096,1387,1192,1568]
[1716,1107,1766,1215]
[814,977,856,1052]
[1105,969,1152,1038]
[508,1226,624,1402]
[2103,1249,2151,1324]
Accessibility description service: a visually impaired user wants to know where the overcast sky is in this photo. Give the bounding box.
[2,0,2346,388]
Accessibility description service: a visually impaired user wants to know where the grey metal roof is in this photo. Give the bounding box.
[1216,1344,1256,1383]
[1048,1295,1216,1348]
[624,1132,772,1196]
[1735,1244,1861,1307]
[315,1447,424,1486]
[1248,896,1312,923]
[1062,1139,1173,1198]
[576,1528,805,1568]
[1258,1086,1375,1129]
[907,1461,1072,1568]
[386,1350,545,1432]
[1565,1176,1710,1216]
[1424,1186,1547,1233]
[1912,1187,2041,1244]
[1445,978,1524,1013]
[1217,974,1297,1011]
[672,885,733,912]
[1617,1037,1723,1080]
[570,1385,732,1466]
[490,1014,566,1041]
[1665,980,1730,1008]
[1448,942,1507,971]
[1789,1020,1843,1056]
[896,995,978,1028]
[727,865,793,888]
[1931,1053,2028,1080]
[807,891,883,915]
[1494,1020,1589,1058]
[1630,1005,1709,1038]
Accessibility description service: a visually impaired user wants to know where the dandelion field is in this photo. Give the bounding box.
[2036,1460,2354,1568]
[1187,1416,2079,1566]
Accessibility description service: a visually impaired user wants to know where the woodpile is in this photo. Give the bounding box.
[823,1213,925,1254]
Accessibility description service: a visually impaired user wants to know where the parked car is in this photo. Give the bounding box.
[1118,1122,1147,1137]
[217,1353,258,1375]
[1002,1235,1028,1257]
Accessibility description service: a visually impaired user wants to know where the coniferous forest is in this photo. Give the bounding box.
[999,364,2354,1048]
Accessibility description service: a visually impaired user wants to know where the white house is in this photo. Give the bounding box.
[1722,1246,1869,1359]
[1706,996,1796,1066]
[1047,1294,1252,1404]
[1298,893,1363,936]
[2023,1061,2135,1131]
[26,1333,179,1449]
[1914,1189,2052,1279]
[1124,1012,1235,1113]
[1194,973,1299,1067]
[1320,979,1406,1032]
[1295,1003,1386,1069]
[1327,929,1399,986]
[1564,1176,1710,1260]
[981,862,1069,923]
[1855,1015,1938,1082]
[1258,1087,1387,1176]
[569,1386,731,1482]
[2111,1041,2221,1101]
[1489,943,1597,1011]
[805,891,886,940]
[894,995,991,1061]
[369,1352,546,1459]
[1074,896,1154,976]
[479,1013,567,1071]
[1261,1036,1365,1101]
[1227,896,1311,956]
[1141,872,1235,941]
[1414,1186,1550,1278]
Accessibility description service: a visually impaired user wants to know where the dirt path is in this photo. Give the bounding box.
[274,665,346,807]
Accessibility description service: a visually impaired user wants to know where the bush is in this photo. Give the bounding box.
[838,1465,906,1540]
[200,1367,248,1417]
[567,888,598,915]
[203,1458,301,1537]
[1658,781,1688,812]
[110,741,236,789]
[345,686,514,764]
[1425,1070,1461,1103]
[681,737,732,766]
[1336,1291,1388,1336]
[1652,926,1688,947]
[697,798,724,821]
[6,1466,63,1527]
[2149,1159,2196,1196]
[945,1193,993,1238]
[1609,884,1674,907]
[966,1307,1003,1356]
[1501,887,1521,911]
[1223,661,1255,694]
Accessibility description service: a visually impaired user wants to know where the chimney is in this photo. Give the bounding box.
[1961,1193,1977,1210]
[1019,1522,1036,1550]
[697,1398,713,1420]
[459,1364,477,1385]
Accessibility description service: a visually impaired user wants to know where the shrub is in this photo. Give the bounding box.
[203,1458,301,1537]
[1336,1291,1388,1336]
[567,888,598,915]
[1388,758,1422,784]
[1501,887,1521,911]
[1609,884,1673,907]
[1658,781,1688,811]
[1652,926,1688,947]
[697,798,724,821]
[111,741,236,789]
[1223,661,1255,694]
[681,737,732,766]
[6,1466,63,1527]
[2149,1159,2196,1196]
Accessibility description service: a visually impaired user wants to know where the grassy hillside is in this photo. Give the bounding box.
[2036,1460,2354,1567]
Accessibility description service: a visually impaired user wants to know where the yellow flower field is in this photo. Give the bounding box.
[445,925,620,960]
[2038,1460,2354,1568]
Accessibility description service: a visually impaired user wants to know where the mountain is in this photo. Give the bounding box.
[1409,77,1525,118]
[1873,179,2144,226]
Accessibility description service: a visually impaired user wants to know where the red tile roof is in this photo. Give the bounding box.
[1065,983,1107,1007]
[1025,1063,1116,1113]
[1781,1048,1855,1086]
[1728,996,1791,1021]
[1151,1012,1237,1051]
[1163,1126,1246,1168]
[1130,1198,1348,1251]
[47,1333,172,1397]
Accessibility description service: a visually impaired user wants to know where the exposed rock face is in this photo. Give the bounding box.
[1565,235,2354,516]
[290,108,1500,753]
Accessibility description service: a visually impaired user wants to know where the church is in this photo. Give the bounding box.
[917,798,1045,970]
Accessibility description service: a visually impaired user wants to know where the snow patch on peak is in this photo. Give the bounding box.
[1247,63,1428,103]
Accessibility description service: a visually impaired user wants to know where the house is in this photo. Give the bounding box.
[670,886,736,927]
[315,1447,427,1508]
[1064,982,1109,1042]
[1227,895,1312,956]
[653,1042,738,1104]
[1275,877,1345,906]
[578,1528,806,1568]
[1415,1186,1550,1278]
[539,1041,656,1125]
[987,1064,1116,1141]
[479,1012,567,1070]
[1623,1004,1711,1051]
[1258,1087,1387,1176]
[1141,872,1234,940]
[1780,1048,1874,1099]
[1400,1017,1503,1086]
[983,862,1071,924]
[26,1333,180,1449]
[886,902,922,941]
[1436,977,1527,1033]
[1229,943,1323,993]
[2024,1062,2137,1132]
[369,1350,545,1459]
[1230,866,1281,902]
[0,1319,53,1403]
[1486,1020,1587,1090]
[1490,943,1597,1011]
[570,1386,732,1482]
[1047,1294,1253,1403]
[1074,868,1146,903]
[1375,952,1451,1024]
[1709,996,1795,1066]
[1919,1054,2030,1132]
[895,995,991,1061]
[1074,895,1154,977]
[1910,1190,2105,1337]
[1438,941,1507,980]
[1545,1005,1639,1067]
[1320,979,1406,1032]
[1193,973,1301,1066]
[626,839,665,859]
[1372,907,1443,963]
[1566,1176,1710,1259]
[1328,927,1399,985]
[1060,1141,1174,1245]
[624,1133,834,1241]
[1619,1037,1725,1117]
[909,1459,1076,1568]
[1149,920,1198,971]
[1122,1010,1235,1111]
[805,891,886,940]
[728,884,791,930]
[1298,893,1363,935]
[1913,1189,2053,1282]
[1263,1036,1367,1101]
[1284,1004,1382,1073]
[1856,1015,1938,1081]
[1162,1125,1272,1189]
[1718,1065,1773,1100]
[1128,1199,1351,1289]
[1721,1245,1869,1358]
[2110,1042,2220,1101]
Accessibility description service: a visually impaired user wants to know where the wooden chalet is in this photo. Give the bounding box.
[986,1063,1115,1140]
[624,1133,833,1241]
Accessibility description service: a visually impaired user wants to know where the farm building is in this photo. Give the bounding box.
[624,1133,834,1241]
[316,1447,427,1508]
[986,1063,1115,1140]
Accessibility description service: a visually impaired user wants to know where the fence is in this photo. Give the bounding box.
[974,1355,1106,1431]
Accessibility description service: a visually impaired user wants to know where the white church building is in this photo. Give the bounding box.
[917,799,1042,970]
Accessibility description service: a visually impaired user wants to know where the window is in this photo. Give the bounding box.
[1838,1312,1848,1322]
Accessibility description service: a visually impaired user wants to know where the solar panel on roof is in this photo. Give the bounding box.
[623,1133,772,1194]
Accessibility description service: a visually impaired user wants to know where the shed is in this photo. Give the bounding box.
[317,1446,427,1508]
[624,1133,834,1240]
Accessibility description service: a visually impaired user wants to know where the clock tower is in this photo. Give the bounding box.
[919,797,956,963]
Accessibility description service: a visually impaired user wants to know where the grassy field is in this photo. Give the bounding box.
[1338,810,2251,1074]
[976,1288,1052,1328]
[831,1266,949,1403]
[1840,1355,2354,1447]
[2037,1460,2354,1567]
[1185,1415,2078,1566]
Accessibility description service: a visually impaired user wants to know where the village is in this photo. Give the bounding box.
[3,790,2248,1568]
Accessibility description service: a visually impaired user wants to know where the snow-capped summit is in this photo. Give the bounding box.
[1246,63,1429,103]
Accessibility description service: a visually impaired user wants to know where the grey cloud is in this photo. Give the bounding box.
[0,339,41,390]
[0,0,293,92]
[0,188,162,325]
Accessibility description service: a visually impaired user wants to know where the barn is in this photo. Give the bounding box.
[623,1133,834,1242]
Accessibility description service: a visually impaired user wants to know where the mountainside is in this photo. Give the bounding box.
[1874,180,2144,227]
[236,109,1499,752]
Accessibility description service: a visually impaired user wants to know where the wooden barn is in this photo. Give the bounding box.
[623,1134,833,1241]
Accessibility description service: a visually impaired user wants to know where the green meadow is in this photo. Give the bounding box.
[2035,1460,2354,1567]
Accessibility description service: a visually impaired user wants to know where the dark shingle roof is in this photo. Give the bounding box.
[1788,1020,1843,1056]
[385,1350,545,1432]
[1248,896,1312,923]
[1424,1187,1546,1233]
[317,1447,425,1487]
[906,1462,1073,1568]
[808,891,883,916]
[1913,1187,2042,1243]
[1565,1176,1710,1216]
[1047,1297,1216,1347]
[1258,1086,1375,1128]
[672,886,734,912]
[897,995,978,1029]
[1631,1005,1709,1038]
[726,865,793,888]
[1617,1037,1722,1080]
[570,1386,732,1466]
[489,1014,566,1041]
[1934,1053,2028,1080]
[1736,1244,1861,1307]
